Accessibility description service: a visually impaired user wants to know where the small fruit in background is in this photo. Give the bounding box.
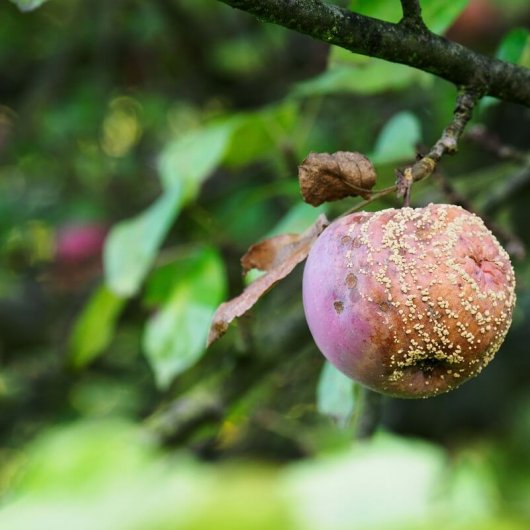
[55,223,107,266]
[53,223,108,291]
[303,204,516,398]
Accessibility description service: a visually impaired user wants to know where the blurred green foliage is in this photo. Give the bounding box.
[3,419,530,529]
[1,0,530,528]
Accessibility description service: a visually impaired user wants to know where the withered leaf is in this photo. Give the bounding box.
[299,151,376,206]
[207,214,329,346]
[241,233,301,274]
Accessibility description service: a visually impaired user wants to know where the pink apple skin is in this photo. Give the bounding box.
[56,224,107,265]
[303,204,516,398]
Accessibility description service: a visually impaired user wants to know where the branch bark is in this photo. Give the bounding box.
[399,0,423,25]
[344,89,477,213]
[218,0,530,107]
[399,88,478,194]
[467,125,530,165]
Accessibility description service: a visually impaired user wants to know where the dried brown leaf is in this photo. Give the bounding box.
[241,233,301,274]
[298,151,376,206]
[207,214,329,346]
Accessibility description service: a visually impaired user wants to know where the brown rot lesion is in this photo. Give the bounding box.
[414,357,449,373]
[415,223,433,241]
[378,301,391,312]
[333,300,344,314]
[345,273,358,288]
[465,253,505,288]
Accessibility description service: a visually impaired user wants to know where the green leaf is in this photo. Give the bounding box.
[143,247,226,389]
[0,420,292,530]
[9,0,50,12]
[284,434,447,529]
[212,36,267,77]
[103,186,182,297]
[68,286,125,369]
[268,202,328,237]
[10,420,155,497]
[370,111,421,165]
[481,28,530,110]
[496,28,529,64]
[223,103,297,167]
[0,420,219,530]
[105,121,234,298]
[447,455,498,522]
[316,361,356,427]
[158,121,235,194]
[421,0,470,34]
[294,62,426,97]
[300,0,471,98]
[143,260,183,307]
[299,0,468,97]
[349,0,469,34]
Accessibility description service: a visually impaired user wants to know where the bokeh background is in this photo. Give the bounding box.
[1,0,530,528]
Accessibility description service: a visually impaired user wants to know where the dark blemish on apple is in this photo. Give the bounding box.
[378,301,391,312]
[345,273,357,288]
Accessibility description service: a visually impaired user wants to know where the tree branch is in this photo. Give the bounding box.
[467,125,530,165]
[464,126,530,215]
[400,89,478,190]
[482,167,530,215]
[218,0,530,107]
[344,89,477,212]
[400,0,423,24]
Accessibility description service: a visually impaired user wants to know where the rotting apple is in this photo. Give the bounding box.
[302,203,516,398]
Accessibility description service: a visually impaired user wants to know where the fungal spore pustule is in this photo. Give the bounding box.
[302,203,516,398]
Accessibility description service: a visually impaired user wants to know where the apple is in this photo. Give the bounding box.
[303,204,516,398]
